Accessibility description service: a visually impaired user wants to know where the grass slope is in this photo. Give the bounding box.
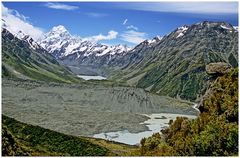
[2,115,109,156]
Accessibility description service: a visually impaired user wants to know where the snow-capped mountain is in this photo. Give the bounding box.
[39,26,163,73]
[37,25,135,75]
[39,25,81,57]
[38,25,131,59]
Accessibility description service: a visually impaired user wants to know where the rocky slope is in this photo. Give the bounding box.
[112,21,238,101]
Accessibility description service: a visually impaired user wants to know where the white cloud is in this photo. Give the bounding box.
[84,30,118,42]
[2,3,8,14]
[118,2,238,14]
[86,12,108,18]
[2,4,28,21]
[120,30,147,44]
[2,4,44,41]
[44,3,78,11]
[126,25,138,30]
[123,19,128,25]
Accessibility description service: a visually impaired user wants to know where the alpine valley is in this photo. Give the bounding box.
[28,21,238,101]
[2,8,238,156]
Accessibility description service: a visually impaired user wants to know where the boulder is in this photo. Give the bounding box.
[206,62,232,75]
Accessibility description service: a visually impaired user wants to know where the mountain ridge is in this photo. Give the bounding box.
[2,28,81,83]
[109,21,238,101]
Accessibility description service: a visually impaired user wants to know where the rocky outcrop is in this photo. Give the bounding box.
[206,62,232,75]
[198,65,234,113]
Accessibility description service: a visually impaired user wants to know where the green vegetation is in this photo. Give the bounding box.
[136,60,207,101]
[2,125,32,156]
[2,115,110,156]
[86,137,138,156]
[137,68,238,156]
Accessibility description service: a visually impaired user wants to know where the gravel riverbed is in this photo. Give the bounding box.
[2,79,197,137]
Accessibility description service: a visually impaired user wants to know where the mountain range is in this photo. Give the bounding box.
[2,21,238,101]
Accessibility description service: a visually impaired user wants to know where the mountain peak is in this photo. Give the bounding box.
[51,25,68,34]
[147,36,162,45]
[152,36,162,42]
[177,25,189,31]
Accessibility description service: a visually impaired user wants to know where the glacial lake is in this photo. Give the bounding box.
[93,113,197,145]
[77,75,107,80]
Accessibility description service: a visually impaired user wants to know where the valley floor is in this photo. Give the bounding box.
[2,78,198,146]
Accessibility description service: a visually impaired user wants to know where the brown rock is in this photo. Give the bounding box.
[206,62,232,75]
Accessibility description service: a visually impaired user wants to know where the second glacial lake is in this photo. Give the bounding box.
[77,75,107,80]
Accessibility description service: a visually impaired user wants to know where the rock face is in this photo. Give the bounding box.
[206,62,232,75]
[199,64,234,113]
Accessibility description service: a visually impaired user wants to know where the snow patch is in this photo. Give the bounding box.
[176,32,184,38]
[65,43,80,56]
[79,46,87,52]
[176,26,189,38]
[220,25,232,30]
[233,26,238,31]
[96,47,111,56]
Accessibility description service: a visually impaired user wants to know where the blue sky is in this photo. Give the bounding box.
[2,2,239,46]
